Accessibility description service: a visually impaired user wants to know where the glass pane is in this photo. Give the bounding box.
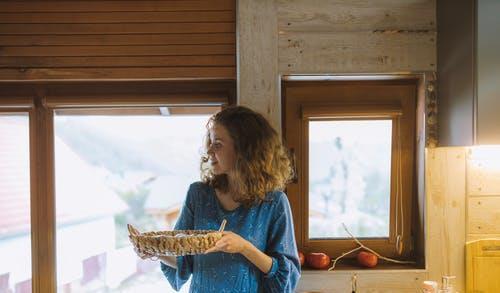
[309,120,392,239]
[54,108,217,292]
[0,114,32,293]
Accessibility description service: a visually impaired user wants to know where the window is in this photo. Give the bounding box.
[0,80,235,292]
[0,113,32,293]
[54,107,217,292]
[283,79,417,261]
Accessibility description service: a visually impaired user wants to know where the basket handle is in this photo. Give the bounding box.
[218,219,227,232]
[127,224,140,236]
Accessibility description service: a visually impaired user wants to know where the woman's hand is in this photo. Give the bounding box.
[205,231,274,274]
[204,231,250,254]
[134,247,155,260]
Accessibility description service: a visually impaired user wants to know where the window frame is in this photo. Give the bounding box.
[282,79,418,261]
[0,79,235,293]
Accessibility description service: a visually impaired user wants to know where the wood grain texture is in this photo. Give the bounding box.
[237,0,280,133]
[277,0,436,74]
[0,67,236,80]
[0,33,235,46]
[0,11,235,23]
[279,31,436,73]
[467,234,500,242]
[0,56,236,68]
[297,270,428,292]
[0,45,235,57]
[465,147,500,244]
[0,0,236,80]
[30,99,57,293]
[467,159,500,196]
[425,147,466,293]
[277,0,435,32]
[468,197,500,234]
[466,239,500,293]
[0,0,235,12]
[0,23,234,35]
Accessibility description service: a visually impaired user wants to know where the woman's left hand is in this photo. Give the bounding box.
[204,231,250,254]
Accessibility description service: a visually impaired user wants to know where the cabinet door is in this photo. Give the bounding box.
[472,257,500,292]
[466,239,500,293]
[477,0,500,144]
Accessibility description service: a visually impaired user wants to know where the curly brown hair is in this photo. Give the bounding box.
[200,106,293,207]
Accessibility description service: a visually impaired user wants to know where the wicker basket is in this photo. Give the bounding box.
[128,224,224,257]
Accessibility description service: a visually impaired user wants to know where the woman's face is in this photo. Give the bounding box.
[207,123,237,175]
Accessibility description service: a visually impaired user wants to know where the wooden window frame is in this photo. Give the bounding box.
[0,80,235,293]
[282,79,419,263]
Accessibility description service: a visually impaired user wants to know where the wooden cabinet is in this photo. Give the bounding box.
[438,0,500,146]
[466,239,500,292]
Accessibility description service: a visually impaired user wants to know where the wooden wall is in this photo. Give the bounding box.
[292,148,467,293]
[237,0,280,130]
[0,0,236,80]
[466,148,500,241]
[235,1,477,292]
[238,0,436,133]
[425,148,466,293]
[278,0,436,74]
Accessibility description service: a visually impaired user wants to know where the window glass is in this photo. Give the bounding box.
[54,108,216,292]
[0,114,32,293]
[308,120,392,239]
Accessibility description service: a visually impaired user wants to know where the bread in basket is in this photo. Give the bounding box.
[128,220,226,257]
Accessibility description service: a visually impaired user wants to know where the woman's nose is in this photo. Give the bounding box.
[207,145,214,155]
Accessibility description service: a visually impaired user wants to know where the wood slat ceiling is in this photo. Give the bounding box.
[0,0,236,80]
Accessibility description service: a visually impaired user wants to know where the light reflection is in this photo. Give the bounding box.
[468,145,500,171]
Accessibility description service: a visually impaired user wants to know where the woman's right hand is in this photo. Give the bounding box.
[134,247,155,260]
[133,247,178,269]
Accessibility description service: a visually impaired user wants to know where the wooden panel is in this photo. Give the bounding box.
[0,33,235,46]
[0,23,234,35]
[301,103,402,119]
[0,45,234,57]
[467,234,500,242]
[0,97,33,108]
[30,100,57,293]
[297,270,428,292]
[466,239,500,293]
[279,32,436,73]
[468,197,500,234]
[0,67,236,80]
[467,160,500,196]
[0,0,236,80]
[278,0,435,32]
[44,94,228,108]
[237,0,280,132]
[471,258,500,292]
[0,56,236,67]
[425,147,466,293]
[0,1,235,12]
[0,11,234,23]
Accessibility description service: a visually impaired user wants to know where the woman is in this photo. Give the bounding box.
[149,106,300,292]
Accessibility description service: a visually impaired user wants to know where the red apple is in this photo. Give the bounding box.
[298,251,305,266]
[306,252,331,269]
[357,251,378,268]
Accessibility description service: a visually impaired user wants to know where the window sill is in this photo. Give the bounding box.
[301,259,425,274]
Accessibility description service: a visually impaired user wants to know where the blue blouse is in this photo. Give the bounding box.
[160,182,301,292]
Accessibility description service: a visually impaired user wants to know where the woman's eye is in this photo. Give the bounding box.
[210,142,221,150]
